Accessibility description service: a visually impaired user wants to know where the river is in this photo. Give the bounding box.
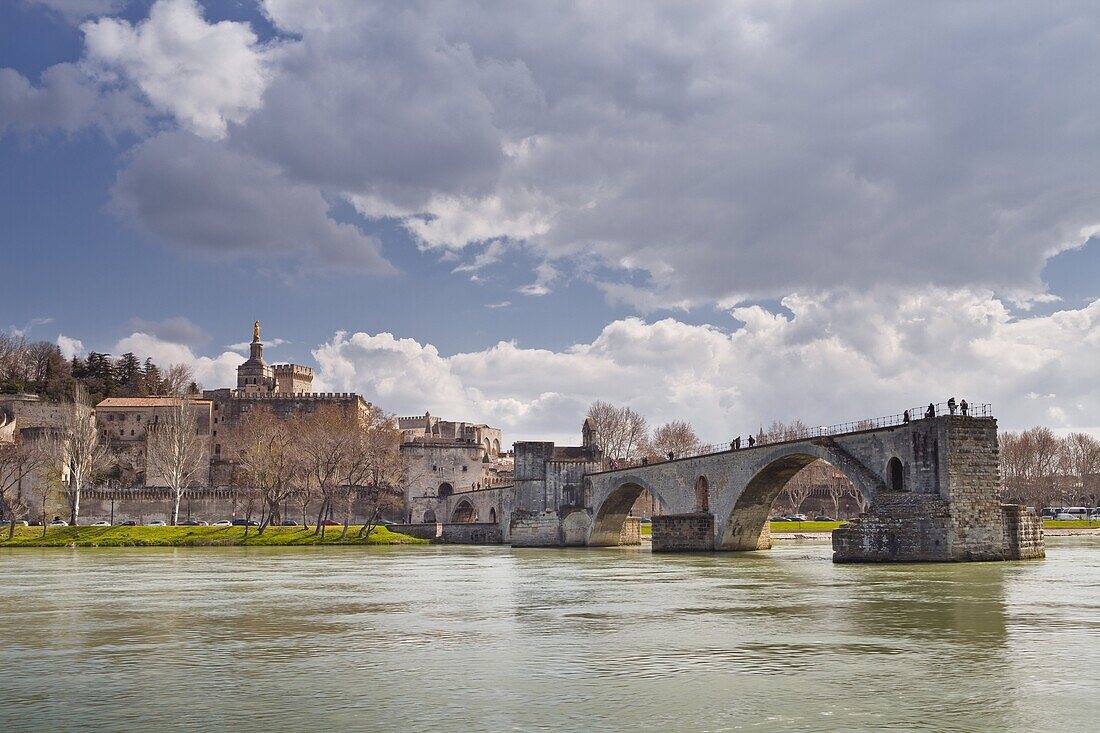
[1,539,1098,732]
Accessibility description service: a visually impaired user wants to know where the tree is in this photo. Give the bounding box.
[160,364,195,397]
[52,385,109,525]
[349,406,405,539]
[145,397,208,525]
[116,353,144,396]
[0,436,46,538]
[1060,432,1100,507]
[585,401,649,463]
[226,407,297,535]
[647,420,700,460]
[297,404,359,538]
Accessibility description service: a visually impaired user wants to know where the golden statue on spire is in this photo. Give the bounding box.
[253,320,261,342]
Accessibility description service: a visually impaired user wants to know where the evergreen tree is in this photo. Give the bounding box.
[116,352,145,396]
[143,358,163,395]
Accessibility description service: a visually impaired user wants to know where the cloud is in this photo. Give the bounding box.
[228,338,287,352]
[21,0,124,24]
[122,316,207,347]
[312,289,1100,444]
[240,1,1100,307]
[83,0,272,139]
[111,131,395,273]
[114,331,243,391]
[0,63,145,138]
[8,317,55,339]
[56,334,85,359]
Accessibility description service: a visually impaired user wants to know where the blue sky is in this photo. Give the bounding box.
[3,0,1100,443]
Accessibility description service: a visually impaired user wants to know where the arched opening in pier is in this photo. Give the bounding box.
[489,507,497,524]
[590,482,669,546]
[423,509,437,523]
[451,499,477,523]
[438,482,454,499]
[718,452,869,551]
[887,457,904,490]
[695,475,710,512]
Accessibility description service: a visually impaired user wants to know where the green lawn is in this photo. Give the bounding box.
[1041,520,1100,529]
[0,524,428,548]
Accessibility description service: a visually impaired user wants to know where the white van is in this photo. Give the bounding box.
[1063,507,1089,520]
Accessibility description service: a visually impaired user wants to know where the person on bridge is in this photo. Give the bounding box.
[734,436,742,449]
[730,439,737,450]
[948,397,957,415]
[903,409,910,424]
[641,456,649,465]
[925,403,936,419]
[747,435,755,447]
[667,451,675,461]
[960,399,969,416]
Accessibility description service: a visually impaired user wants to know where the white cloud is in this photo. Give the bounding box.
[83,0,272,139]
[56,334,85,359]
[21,0,124,24]
[114,331,243,391]
[311,289,1100,445]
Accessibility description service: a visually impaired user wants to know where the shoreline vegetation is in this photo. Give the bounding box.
[0,525,427,548]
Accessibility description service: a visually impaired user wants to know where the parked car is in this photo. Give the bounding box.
[376,519,395,526]
[212,520,232,526]
[279,520,298,526]
[1053,513,1078,521]
[48,518,68,527]
[179,519,208,526]
[319,519,341,526]
[119,520,137,526]
[1063,507,1090,520]
[231,518,259,526]
[146,520,167,526]
[788,514,808,522]
[90,520,111,526]
[637,517,652,524]
[1040,508,1058,519]
[814,515,833,522]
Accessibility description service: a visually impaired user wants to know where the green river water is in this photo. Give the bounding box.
[1,538,1098,732]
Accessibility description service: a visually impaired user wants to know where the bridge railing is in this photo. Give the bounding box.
[597,402,993,470]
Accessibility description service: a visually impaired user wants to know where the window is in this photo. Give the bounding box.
[130,430,135,436]
[462,465,468,472]
[213,417,218,424]
[214,444,221,455]
[212,430,217,437]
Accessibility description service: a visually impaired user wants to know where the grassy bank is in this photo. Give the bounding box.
[0,525,428,548]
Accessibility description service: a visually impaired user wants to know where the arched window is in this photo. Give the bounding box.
[887,457,904,491]
[438,482,454,498]
[695,476,710,512]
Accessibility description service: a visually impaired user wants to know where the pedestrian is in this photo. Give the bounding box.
[642,456,649,466]
[734,436,742,450]
[730,439,737,450]
[903,409,910,424]
[960,399,969,416]
[948,397,957,415]
[925,403,935,419]
[747,435,755,447]
[667,451,674,461]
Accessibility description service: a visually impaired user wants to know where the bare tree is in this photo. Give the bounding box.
[781,471,815,516]
[647,420,700,460]
[53,385,109,525]
[585,401,649,463]
[159,364,196,397]
[296,404,359,537]
[145,397,208,525]
[1060,432,1100,507]
[350,406,406,539]
[226,407,297,535]
[0,437,46,538]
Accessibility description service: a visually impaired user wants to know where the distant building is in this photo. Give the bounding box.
[94,397,213,487]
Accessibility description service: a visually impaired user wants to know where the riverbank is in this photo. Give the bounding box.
[0,525,428,547]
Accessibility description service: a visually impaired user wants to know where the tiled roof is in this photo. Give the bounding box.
[96,397,211,408]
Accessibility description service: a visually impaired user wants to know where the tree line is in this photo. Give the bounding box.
[0,330,197,403]
[1000,428,1100,509]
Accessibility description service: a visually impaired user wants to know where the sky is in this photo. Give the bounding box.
[2,0,1100,445]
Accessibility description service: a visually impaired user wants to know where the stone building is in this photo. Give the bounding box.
[398,411,511,523]
[95,397,213,486]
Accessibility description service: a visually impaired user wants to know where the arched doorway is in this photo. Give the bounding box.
[438,482,453,498]
[887,457,904,490]
[493,439,501,455]
[451,499,477,523]
[484,439,492,455]
[489,507,497,524]
[423,509,437,523]
[695,476,710,512]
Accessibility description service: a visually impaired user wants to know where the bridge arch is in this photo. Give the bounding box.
[589,476,670,546]
[717,443,878,551]
[423,509,437,523]
[451,499,477,523]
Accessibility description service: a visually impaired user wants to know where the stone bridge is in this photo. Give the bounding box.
[510,413,1044,562]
